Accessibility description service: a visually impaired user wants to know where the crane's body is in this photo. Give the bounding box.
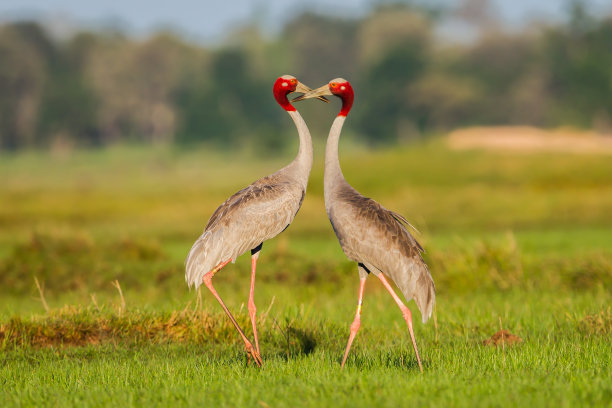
[295,79,435,371]
[185,110,310,289]
[185,76,321,366]
[324,115,435,322]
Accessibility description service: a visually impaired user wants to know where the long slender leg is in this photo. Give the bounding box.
[376,273,424,372]
[248,244,262,357]
[341,277,367,369]
[203,259,263,367]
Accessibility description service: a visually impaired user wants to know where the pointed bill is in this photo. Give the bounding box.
[292,84,333,103]
[295,82,329,103]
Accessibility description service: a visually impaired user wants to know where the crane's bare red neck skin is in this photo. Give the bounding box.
[273,77,297,112]
[332,82,354,117]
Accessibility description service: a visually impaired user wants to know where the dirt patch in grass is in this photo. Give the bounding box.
[448,126,612,154]
[577,308,612,336]
[482,330,523,346]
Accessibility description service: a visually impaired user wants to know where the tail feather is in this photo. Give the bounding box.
[414,267,435,323]
[185,230,224,289]
[391,260,436,323]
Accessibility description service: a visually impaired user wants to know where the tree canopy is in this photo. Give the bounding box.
[0,3,611,151]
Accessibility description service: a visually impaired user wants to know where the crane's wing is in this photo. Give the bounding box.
[389,210,422,239]
[331,187,435,322]
[186,174,304,289]
[204,175,304,236]
[332,186,423,258]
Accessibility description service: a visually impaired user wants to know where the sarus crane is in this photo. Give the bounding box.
[294,78,435,372]
[185,75,327,366]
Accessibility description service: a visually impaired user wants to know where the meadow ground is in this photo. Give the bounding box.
[0,138,611,407]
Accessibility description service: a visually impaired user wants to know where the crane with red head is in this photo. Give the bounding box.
[295,78,435,372]
[185,75,327,367]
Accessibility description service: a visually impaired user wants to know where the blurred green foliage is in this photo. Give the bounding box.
[0,140,610,307]
[0,2,611,151]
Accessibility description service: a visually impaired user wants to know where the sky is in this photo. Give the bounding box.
[1,0,611,42]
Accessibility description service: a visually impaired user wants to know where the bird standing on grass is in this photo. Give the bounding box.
[185,75,327,366]
[294,79,435,371]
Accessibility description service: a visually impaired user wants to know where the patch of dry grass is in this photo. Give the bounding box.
[0,302,339,356]
[0,307,214,349]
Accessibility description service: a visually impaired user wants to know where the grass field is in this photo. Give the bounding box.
[1,138,611,407]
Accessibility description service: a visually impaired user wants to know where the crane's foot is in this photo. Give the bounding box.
[341,315,361,369]
[376,273,424,373]
[341,277,367,369]
[245,341,263,368]
[401,308,423,373]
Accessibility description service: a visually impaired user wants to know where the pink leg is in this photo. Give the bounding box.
[341,278,367,369]
[248,252,261,356]
[376,273,424,372]
[203,259,263,367]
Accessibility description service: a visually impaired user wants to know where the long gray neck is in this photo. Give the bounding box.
[324,115,347,201]
[282,110,313,190]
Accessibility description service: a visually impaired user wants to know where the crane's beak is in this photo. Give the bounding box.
[295,82,329,103]
[292,84,332,103]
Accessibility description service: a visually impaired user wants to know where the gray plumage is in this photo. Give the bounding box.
[186,110,312,289]
[325,116,435,323]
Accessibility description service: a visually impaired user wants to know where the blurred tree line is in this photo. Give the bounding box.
[0,1,611,151]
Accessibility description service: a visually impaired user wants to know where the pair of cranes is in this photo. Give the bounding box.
[185,75,435,371]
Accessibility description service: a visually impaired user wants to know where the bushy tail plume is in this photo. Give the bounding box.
[414,269,435,323]
[392,260,436,324]
[185,230,224,289]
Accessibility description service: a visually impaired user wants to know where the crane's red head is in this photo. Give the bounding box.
[327,78,354,117]
[273,75,299,112]
[273,75,329,112]
[292,78,354,117]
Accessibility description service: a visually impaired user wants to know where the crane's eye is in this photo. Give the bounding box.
[290,79,297,84]
[330,83,337,88]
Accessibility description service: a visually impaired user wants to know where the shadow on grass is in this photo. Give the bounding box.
[342,350,424,371]
[287,327,317,355]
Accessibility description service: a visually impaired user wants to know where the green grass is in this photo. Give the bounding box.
[1,140,611,407]
[1,292,610,407]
